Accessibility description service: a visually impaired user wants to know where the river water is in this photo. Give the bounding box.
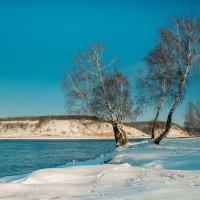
[0,139,116,178]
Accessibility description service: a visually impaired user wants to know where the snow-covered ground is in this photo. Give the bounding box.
[0,137,199,199]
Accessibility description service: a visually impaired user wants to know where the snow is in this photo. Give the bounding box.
[0,119,148,138]
[0,119,187,139]
[0,138,199,199]
[111,138,200,170]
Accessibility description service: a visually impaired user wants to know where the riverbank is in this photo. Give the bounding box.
[0,117,188,139]
[0,138,199,199]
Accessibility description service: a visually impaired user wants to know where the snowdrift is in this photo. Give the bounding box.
[0,138,199,200]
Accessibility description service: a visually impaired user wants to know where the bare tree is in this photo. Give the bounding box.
[184,102,197,135]
[136,43,174,139]
[154,16,200,144]
[184,101,200,136]
[63,44,137,146]
[195,101,200,134]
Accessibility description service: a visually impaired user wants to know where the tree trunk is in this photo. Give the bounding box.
[112,122,128,147]
[154,85,182,144]
[154,64,190,144]
[154,107,174,144]
[151,98,164,139]
[154,86,182,144]
[151,69,167,138]
[151,111,159,139]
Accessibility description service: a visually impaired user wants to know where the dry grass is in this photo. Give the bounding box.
[125,121,184,135]
[0,122,29,131]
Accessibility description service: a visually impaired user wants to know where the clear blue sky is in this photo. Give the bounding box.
[0,0,200,125]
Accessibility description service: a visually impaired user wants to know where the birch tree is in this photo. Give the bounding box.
[136,43,174,139]
[63,44,137,146]
[154,16,200,144]
[184,102,197,135]
[184,101,200,136]
[195,101,200,133]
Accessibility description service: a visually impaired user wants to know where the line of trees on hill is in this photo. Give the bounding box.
[63,16,200,146]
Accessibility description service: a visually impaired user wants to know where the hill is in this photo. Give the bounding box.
[126,121,187,137]
[0,116,188,139]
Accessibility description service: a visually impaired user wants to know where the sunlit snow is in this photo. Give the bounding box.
[0,138,199,200]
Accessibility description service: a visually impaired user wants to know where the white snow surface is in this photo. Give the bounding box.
[0,138,199,199]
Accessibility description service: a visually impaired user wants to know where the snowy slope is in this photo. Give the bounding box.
[128,121,188,138]
[0,138,199,199]
[0,119,187,138]
[0,119,148,138]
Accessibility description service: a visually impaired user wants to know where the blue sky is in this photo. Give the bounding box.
[0,0,200,125]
